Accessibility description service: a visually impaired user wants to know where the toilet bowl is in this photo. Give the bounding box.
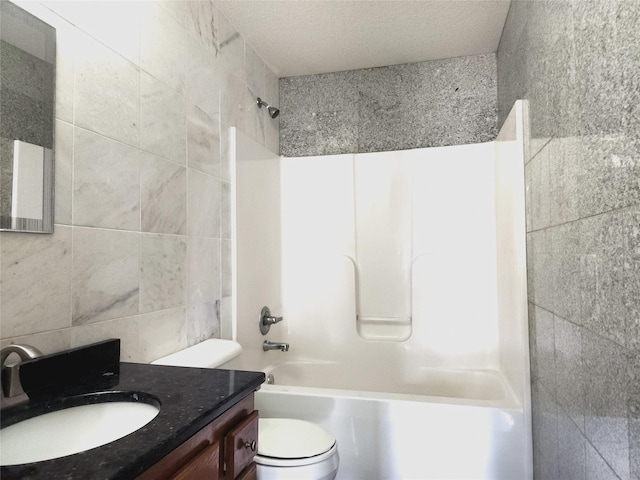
[152,340,340,480]
[255,418,339,480]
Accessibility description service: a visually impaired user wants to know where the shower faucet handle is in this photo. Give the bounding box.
[260,306,283,335]
[263,315,283,325]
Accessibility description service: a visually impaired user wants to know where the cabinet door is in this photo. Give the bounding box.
[224,410,259,479]
[170,441,220,480]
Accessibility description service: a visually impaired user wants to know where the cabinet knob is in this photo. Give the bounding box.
[244,440,257,452]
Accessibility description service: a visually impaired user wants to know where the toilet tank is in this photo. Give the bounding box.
[151,339,242,368]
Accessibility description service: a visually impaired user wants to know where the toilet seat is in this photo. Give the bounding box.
[255,418,338,468]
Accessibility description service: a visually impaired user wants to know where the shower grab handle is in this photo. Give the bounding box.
[259,306,283,335]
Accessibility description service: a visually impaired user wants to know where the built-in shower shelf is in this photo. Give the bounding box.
[356,316,412,342]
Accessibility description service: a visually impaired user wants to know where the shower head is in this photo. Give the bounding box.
[257,97,280,119]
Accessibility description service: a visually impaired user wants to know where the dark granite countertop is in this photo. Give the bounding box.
[0,362,265,479]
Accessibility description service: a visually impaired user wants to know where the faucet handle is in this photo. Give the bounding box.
[263,315,283,326]
[259,306,283,335]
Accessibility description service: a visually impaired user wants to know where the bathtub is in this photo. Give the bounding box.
[221,354,529,480]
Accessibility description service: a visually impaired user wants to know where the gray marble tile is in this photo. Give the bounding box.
[280,110,358,157]
[572,0,640,218]
[187,169,221,238]
[628,353,640,480]
[0,227,72,337]
[529,142,552,231]
[557,411,586,480]
[551,222,581,323]
[280,54,497,156]
[496,0,531,129]
[528,302,538,382]
[1,329,71,356]
[72,228,139,325]
[158,0,190,27]
[498,1,640,476]
[215,11,244,84]
[220,71,265,147]
[630,392,640,480]
[140,234,186,313]
[554,316,585,431]
[586,442,621,480]
[531,381,559,480]
[534,306,557,398]
[531,228,554,312]
[524,158,533,232]
[245,43,266,100]
[140,72,186,165]
[45,1,140,65]
[579,210,627,348]
[186,236,220,306]
[140,152,187,235]
[279,71,359,156]
[532,1,579,142]
[54,119,73,225]
[577,134,640,219]
[186,0,218,52]
[550,136,580,225]
[70,315,139,362]
[135,306,187,363]
[583,329,630,480]
[625,206,640,352]
[187,105,221,177]
[526,233,535,302]
[186,35,220,118]
[572,0,639,140]
[73,128,140,231]
[187,301,220,346]
[74,32,139,147]
[140,3,186,95]
[73,306,186,364]
[54,25,75,123]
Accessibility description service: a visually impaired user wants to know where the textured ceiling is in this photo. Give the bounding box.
[213,0,512,78]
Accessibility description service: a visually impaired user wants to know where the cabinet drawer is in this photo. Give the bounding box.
[225,410,259,478]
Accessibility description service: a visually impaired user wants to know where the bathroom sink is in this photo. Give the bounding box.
[0,392,160,466]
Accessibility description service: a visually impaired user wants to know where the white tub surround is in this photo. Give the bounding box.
[229,101,531,479]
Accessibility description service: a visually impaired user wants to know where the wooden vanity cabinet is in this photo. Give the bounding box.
[137,394,259,480]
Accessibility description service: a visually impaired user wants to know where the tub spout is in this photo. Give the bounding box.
[263,341,289,352]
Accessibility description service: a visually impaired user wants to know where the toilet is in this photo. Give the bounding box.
[254,418,339,480]
[152,339,339,480]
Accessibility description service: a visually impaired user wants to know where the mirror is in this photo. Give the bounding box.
[0,1,55,233]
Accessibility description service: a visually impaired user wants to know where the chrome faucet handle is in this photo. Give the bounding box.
[263,315,283,326]
[259,306,283,335]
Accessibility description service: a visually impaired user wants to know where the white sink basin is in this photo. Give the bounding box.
[0,398,160,466]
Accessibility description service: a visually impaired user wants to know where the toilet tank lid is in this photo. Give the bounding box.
[151,339,242,368]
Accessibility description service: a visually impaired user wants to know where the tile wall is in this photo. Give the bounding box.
[497,1,640,479]
[0,0,279,363]
[279,53,497,156]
